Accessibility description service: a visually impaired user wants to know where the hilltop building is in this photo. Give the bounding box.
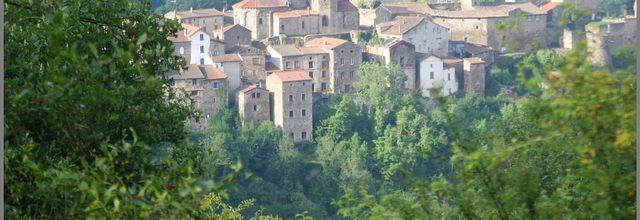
[169,23,225,65]
[237,85,271,126]
[364,38,417,90]
[165,8,225,36]
[376,16,449,56]
[266,71,313,142]
[418,55,458,98]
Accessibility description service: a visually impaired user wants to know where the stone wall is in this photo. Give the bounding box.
[238,87,271,126]
[463,58,485,96]
[266,76,313,143]
[223,26,252,49]
[329,43,362,93]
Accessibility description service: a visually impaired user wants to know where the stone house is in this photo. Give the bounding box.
[165,8,225,36]
[165,64,228,130]
[226,42,267,85]
[266,71,313,143]
[374,3,433,25]
[448,41,495,65]
[364,38,417,90]
[169,23,224,65]
[219,24,252,49]
[425,2,547,53]
[418,55,458,98]
[305,37,362,93]
[463,57,486,96]
[232,0,359,40]
[267,44,331,93]
[237,85,271,126]
[212,54,243,101]
[376,16,449,57]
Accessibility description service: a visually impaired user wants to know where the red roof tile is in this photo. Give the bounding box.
[200,65,227,80]
[211,54,243,62]
[239,85,258,93]
[304,37,349,49]
[168,23,203,42]
[378,16,426,36]
[464,57,485,64]
[539,2,558,13]
[271,70,312,82]
[274,9,318,18]
[232,0,287,9]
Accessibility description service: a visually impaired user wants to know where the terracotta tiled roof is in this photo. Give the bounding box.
[232,0,287,9]
[304,37,349,49]
[338,0,358,12]
[211,54,243,62]
[427,2,546,18]
[539,2,558,13]
[464,57,485,64]
[298,46,328,54]
[168,23,204,42]
[165,8,224,19]
[442,57,463,65]
[378,16,426,36]
[239,85,258,93]
[271,70,312,82]
[381,3,433,15]
[200,65,227,80]
[166,64,226,80]
[274,9,318,18]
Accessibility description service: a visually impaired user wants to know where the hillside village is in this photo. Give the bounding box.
[163,0,637,141]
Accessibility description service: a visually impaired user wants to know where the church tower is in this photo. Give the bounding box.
[312,0,337,33]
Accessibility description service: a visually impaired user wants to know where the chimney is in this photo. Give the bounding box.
[190,7,193,13]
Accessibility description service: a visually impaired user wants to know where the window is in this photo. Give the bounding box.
[301,132,307,140]
[308,61,313,68]
[309,71,313,78]
[200,46,204,53]
[475,25,479,29]
[430,72,434,79]
[321,83,327,91]
[289,111,294,118]
[342,16,346,25]
[350,57,353,65]
[200,58,205,65]
[302,21,305,29]
[213,82,219,89]
[464,37,468,41]
[259,18,263,24]
[192,79,197,85]
[253,105,258,111]
[257,92,261,98]
[321,71,327,78]
[400,57,405,67]
[191,91,198,96]
[349,71,354,79]
[322,61,328,68]
[200,34,204,41]
[179,47,184,55]
[430,64,433,68]
[253,58,260,65]
[285,62,291,69]
[340,58,344,65]
[290,132,294,139]
[213,50,218,55]
[312,83,315,91]
[302,109,306,116]
[294,61,300,68]
[281,25,284,31]
[301,94,306,101]
[251,93,256,98]
[448,74,451,81]
[289,95,293,102]
[322,16,328,27]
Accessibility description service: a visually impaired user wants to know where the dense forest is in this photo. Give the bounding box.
[5,0,637,219]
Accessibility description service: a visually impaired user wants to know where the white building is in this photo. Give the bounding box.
[419,55,458,98]
[377,16,449,57]
[211,54,243,101]
[169,23,216,65]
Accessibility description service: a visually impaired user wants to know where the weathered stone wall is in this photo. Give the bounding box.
[337,10,360,33]
[274,15,321,36]
[463,59,485,96]
[223,26,252,49]
[238,87,271,126]
[266,76,313,142]
[329,42,362,93]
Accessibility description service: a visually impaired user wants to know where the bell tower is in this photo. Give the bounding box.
[312,0,337,33]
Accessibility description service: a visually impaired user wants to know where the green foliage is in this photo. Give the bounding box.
[597,0,632,17]
[558,2,593,30]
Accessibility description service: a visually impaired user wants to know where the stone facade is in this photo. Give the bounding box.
[305,37,362,93]
[238,85,271,126]
[463,57,485,96]
[166,64,228,130]
[586,17,638,67]
[233,0,359,40]
[226,44,267,85]
[165,8,225,36]
[374,4,432,25]
[424,2,547,53]
[364,38,417,90]
[419,55,458,98]
[377,16,449,56]
[268,37,361,93]
[266,71,313,142]
[221,24,252,49]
